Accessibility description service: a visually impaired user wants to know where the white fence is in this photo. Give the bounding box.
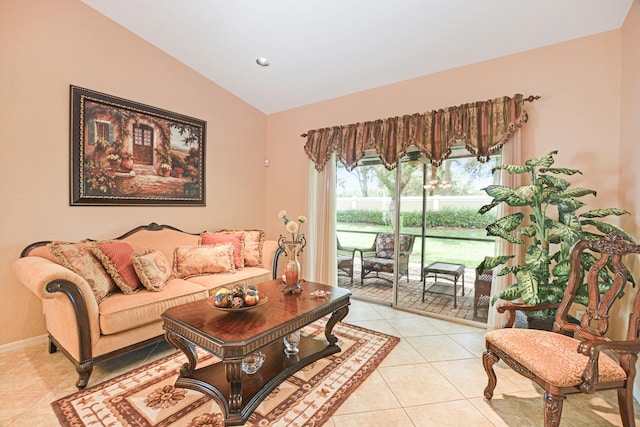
[336,195,491,212]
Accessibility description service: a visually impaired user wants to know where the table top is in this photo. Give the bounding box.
[162,280,351,358]
[423,261,466,275]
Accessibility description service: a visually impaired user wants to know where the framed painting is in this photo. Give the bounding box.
[70,85,206,206]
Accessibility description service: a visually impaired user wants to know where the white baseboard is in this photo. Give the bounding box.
[0,335,48,354]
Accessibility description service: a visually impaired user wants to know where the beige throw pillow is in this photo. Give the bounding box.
[48,241,117,303]
[173,244,235,278]
[131,250,172,291]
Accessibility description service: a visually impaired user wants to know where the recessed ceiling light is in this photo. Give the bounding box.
[256,57,270,67]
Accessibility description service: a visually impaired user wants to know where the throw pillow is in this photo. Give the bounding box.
[173,244,235,278]
[131,250,172,291]
[200,232,245,269]
[48,241,117,303]
[216,229,265,267]
[92,241,142,294]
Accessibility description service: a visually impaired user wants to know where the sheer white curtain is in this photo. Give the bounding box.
[305,153,337,285]
[487,130,523,330]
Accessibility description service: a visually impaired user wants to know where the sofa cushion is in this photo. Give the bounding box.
[98,279,208,335]
[132,249,172,291]
[187,267,271,294]
[49,241,117,303]
[93,241,142,294]
[173,244,235,278]
[200,232,245,269]
[217,229,265,267]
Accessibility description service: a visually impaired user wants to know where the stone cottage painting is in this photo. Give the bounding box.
[70,86,206,206]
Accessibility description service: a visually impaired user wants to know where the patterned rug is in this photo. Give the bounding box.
[51,319,400,427]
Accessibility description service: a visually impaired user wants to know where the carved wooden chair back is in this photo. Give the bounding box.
[483,232,640,427]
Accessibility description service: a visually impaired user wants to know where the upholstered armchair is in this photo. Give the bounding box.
[361,233,415,283]
[337,237,361,284]
[482,233,640,427]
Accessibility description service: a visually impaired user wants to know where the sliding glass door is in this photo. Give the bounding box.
[336,149,499,324]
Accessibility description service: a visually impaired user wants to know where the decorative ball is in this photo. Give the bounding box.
[214,293,230,308]
[231,296,245,309]
[244,290,259,306]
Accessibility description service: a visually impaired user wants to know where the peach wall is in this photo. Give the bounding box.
[266,30,626,246]
[0,0,268,345]
[620,1,640,240]
[620,0,640,393]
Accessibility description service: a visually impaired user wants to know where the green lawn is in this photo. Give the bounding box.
[337,223,495,269]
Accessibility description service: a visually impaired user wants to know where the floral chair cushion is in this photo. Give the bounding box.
[375,233,413,259]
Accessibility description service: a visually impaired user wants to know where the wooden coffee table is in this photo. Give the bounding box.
[162,279,351,426]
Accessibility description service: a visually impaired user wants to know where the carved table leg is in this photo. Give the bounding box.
[325,305,349,345]
[543,391,564,427]
[165,330,198,376]
[225,360,243,414]
[482,348,499,399]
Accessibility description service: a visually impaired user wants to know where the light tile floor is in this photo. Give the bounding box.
[1,299,638,426]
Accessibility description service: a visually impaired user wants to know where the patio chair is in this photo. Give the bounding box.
[361,233,415,283]
[337,237,361,284]
[483,233,640,427]
[474,268,493,317]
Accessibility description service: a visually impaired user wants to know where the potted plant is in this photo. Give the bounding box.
[119,151,135,172]
[106,153,120,170]
[477,150,634,321]
[160,163,172,177]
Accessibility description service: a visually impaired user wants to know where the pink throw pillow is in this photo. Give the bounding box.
[200,232,245,269]
[92,241,142,294]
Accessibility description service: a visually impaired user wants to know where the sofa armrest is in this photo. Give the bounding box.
[262,240,278,271]
[12,256,101,365]
[13,256,97,304]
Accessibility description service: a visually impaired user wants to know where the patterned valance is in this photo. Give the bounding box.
[304,94,529,172]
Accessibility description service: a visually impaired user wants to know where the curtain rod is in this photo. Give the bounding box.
[300,94,541,138]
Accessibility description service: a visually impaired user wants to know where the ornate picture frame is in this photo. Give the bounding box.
[70,85,206,206]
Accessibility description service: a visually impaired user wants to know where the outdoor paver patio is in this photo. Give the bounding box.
[338,264,489,325]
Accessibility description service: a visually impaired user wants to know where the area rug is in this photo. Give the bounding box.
[51,319,400,427]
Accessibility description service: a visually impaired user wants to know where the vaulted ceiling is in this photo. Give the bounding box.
[82,0,633,114]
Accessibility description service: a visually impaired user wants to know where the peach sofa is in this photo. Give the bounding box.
[12,223,279,388]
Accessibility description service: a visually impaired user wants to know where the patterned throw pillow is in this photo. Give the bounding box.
[216,229,265,267]
[200,232,245,269]
[48,241,117,303]
[92,241,142,294]
[173,244,235,278]
[131,250,172,291]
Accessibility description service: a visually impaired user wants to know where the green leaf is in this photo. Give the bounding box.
[513,185,535,201]
[477,255,514,272]
[478,199,501,215]
[580,220,636,243]
[580,208,629,218]
[492,164,531,175]
[539,167,582,176]
[497,284,522,301]
[486,213,525,244]
[525,151,557,168]
[538,174,571,190]
[516,270,540,304]
[557,199,585,214]
[484,185,528,206]
[558,211,580,228]
[551,222,583,245]
[518,224,537,238]
[559,188,597,198]
[551,260,571,280]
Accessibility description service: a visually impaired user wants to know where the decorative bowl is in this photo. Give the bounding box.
[241,351,266,374]
[206,293,268,312]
